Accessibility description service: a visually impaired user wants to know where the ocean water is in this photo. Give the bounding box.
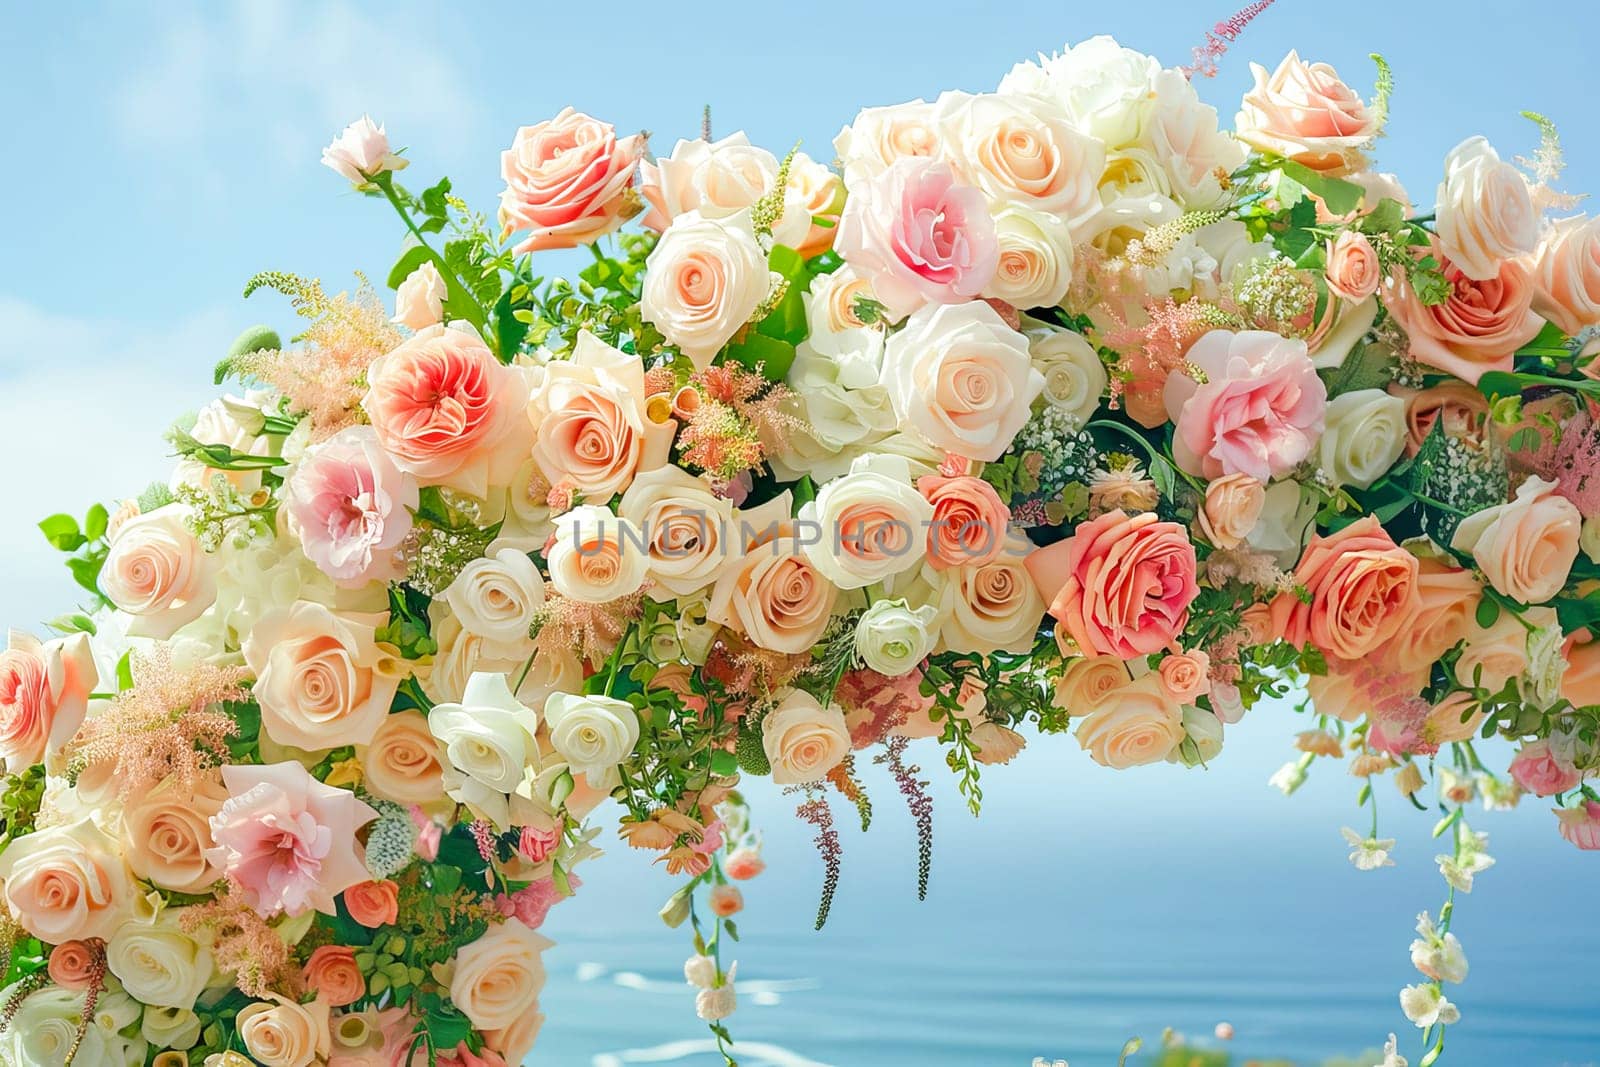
[531,729,1600,1066]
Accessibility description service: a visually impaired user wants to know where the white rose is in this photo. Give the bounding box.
[3,986,114,1067]
[798,453,933,589]
[546,504,650,604]
[1318,388,1407,490]
[1308,295,1380,371]
[769,346,899,483]
[543,691,640,778]
[442,547,546,643]
[642,133,811,248]
[760,690,850,785]
[641,210,773,368]
[998,35,1161,149]
[618,466,735,599]
[1099,147,1173,201]
[107,912,214,1010]
[833,100,944,189]
[141,1005,203,1050]
[855,599,939,676]
[935,90,1103,227]
[392,260,446,330]
[1146,69,1246,210]
[879,301,1043,462]
[1435,136,1537,281]
[237,996,330,1067]
[1026,323,1105,427]
[428,672,543,829]
[488,457,557,555]
[1524,618,1569,709]
[983,204,1076,309]
[1245,480,1318,568]
[321,115,406,185]
[802,266,885,379]
[99,503,218,639]
[1167,705,1225,767]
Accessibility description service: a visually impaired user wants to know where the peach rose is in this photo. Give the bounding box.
[1026,509,1199,659]
[450,918,553,1032]
[1196,473,1265,550]
[100,503,217,639]
[1423,692,1487,747]
[1563,631,1600,708]
[918,474,1010,569]
[1397,381,1489,456]
[761,690,851,785]
[358,711,446,806]
[941,532,1048,655]
[1435,136,1537,282]
[1269,516,1419,662]
[1390,557,1481,674]
[1073,674,1185,769]
[0,818,135,943]
[1450,476,1581,604]
[1158,650,1212,702]
[498,108,646,254]
[1532,214,1600,336]
[305,946,366,1008]
[392,261,446,331]
[618,466,734,600]
[640,211,772,369]
[936,90,1103,226]
[238,996,331,1067]
[344,879,400,928]
[1325,231,1381,301]
[833,100,945,188]
[1234,51,1374,174]
[546,505,650,604]
[243,603,401,751]
[708,523,838,655]
[1304,664,1367,724]
[639,133,812,248]
[122,771,228,894]
[47,940,99,990]
[1054,655,1131,714]
[0,630,96,773]
[1457,607,1541,691]
[362,325,531,498]
[1385,249,1542,385]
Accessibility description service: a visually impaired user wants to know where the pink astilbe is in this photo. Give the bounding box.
[791,787,842,931]
[679,364,804,490]
[67,645,247,799]
[702,636,809,700]
[181,890,301,998]
[1179,1,1279,79]
[532,590,646,669]
[834,668,932,749]
[494,875,579,929]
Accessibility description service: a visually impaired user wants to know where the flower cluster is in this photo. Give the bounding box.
[2,25,1599,1066]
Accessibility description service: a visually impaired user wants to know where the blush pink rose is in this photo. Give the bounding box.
[498,108,646,254]
[363,325,530,498]
[517,822,560,864]
[0,630,96,773]
[1556,800,1600,850]
[99,503,217,638]
[707,525,839,655]
[1025,509,1199,659]
[834,157,998,321]
[283,427,418,588]
[1268,516,1420,662]
[1509,740,1581,797]
[1384,248,1543,385]
[1163,330,1327,482]
[47,940,99,990]
[1532,214,1600,336]
[1235,51,1375,175]
[1325,231,1381,302]
[205,761,378,917]
[917,474,1010,569]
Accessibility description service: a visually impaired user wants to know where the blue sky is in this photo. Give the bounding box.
[3,3,1599,1059]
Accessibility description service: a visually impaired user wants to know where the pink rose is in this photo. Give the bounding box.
[1268,516,1420,662]
[1026,509,1199,659]
[283,427,418,588]
[835,157,997,321]
[1164,330,1326,482]
[1234,51,1374,175]
[498,108,645,254]
[1556,800,1600,850]
[392,261,446,331]
[917,474,1010,569]
[1384,249,1542,385]
[1435,136,1537,282]
[1450,476,1581,605]
[362,325,531,497]
[1325,231,1381,302]
[322,115,407,185]
[0,630,95,773]
[205,761,378,917]
[1532,214,1600,336]
[1509,740,1581,797]
[518,821,560,863]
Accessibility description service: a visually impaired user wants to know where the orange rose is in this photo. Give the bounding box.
[1269,516,1420,662]
[304,945,366,1008]
[344,879,400,929]
[1390,557,1481,674]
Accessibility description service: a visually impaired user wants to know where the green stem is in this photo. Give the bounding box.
[370,173,488,335]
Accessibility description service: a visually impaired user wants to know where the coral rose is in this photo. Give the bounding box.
[1074,674,1185,769]
[1398,381,1489,456]
[305,946,366,1008]
[344,879,400,928]
[1269,516,1420,662]
[46,941,98,990]
[918,473,1010,569]
[1532,214,1600,336]
[499,108,645,254]
[1450,476,1581,604]
[1234,51,1374,174]
[1385,250,1542,385]
[1325,231,1381,302]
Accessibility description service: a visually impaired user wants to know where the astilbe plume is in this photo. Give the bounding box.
[876,736,934,901]
[703,636,809,700]
[826,754,872,831]
[678,365,803,490]
[1179,0,1279,79]
[67,645,247,799]
[833,668,933,749]
[230,272,402,439]
[533,590,646,669]
[181,890,301,999]
[790,786,842,930]
[1517,112,1587,213]
[61,945,107,1067]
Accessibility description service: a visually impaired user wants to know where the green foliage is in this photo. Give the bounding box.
[376,583,439,659]
[38,502,112,604]
[734,723,771,776]
[0,764,48,843]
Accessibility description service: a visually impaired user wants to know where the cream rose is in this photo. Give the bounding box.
[243,602,401,751]
[998,35,1160,149]
[1532,214,1600,336]
[1026,323,1105,427]
[141,1005,203,1050]
[1318,388,1407,490]
[99,503,217,639]
[984,205,1076,309]
[0,818,136,943]
[936,90,1103,226]
[107,912,213,1010]
[879,300,1043,461]
[940,532,1047,655]
[641,210,772,368]
[833,100,944,188]
[450,918,554,1031]
[708,515,839,654]
[543,691,640,779]
[546,504,650,604]
[3,986,114,1067]
[121,772,226,894]
[1073,674,1185,768]
[442,547,545,643]
[799,453,934,589]
[639,132,811,249]
[854,599,939,676]
[1054,654,1131,714]
[392,260,446,330]
[761,690,851,785]
[618,466,735,599]
[1436,136,1537,282]
[1450,476,1581,604]
[1196,473,1265,550]
[1147,69,1246,210]
[359,710,447,807]
[428,673,543,829]
[237,996,330,1067]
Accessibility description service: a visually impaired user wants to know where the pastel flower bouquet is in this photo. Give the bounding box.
[3,9,1599,1066]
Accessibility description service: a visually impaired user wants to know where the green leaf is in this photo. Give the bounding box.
[419,176,452,220]
[1475,595,1500,630]
[386,243,434,290]
[1517,319,1571,357]
[38,514,84,552]
[1319,340,1396,397]
[65,554,105,598]
[44,613,96,636]
[710,749,739,776]
[1475,370,1524,401]
[722,331,796,381]
[1356,197,1406,237]
[83,503,108,542]
[1279,161,1365,217]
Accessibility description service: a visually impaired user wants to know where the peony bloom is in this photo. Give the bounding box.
[205,761,378,917]
[1026,509,1199,659]
[835,157,997,321]
[499,108,646,253]
[392,261,446,331]
[640,210,772,369]
[997,35,1161,149]
[1234,51,1374,175]
[1164,330,1326,482]
[1073,674,1184,769]
[0,630,95,773]
[1435,136,1537,282]
[1450,476,1580,605]
[1268,516,1419,663]
[1384,250,1542,385]
[282,427,418,588]
[761,690,851,785]
[1532,214,1600,335]
[1555,800,1600,850]
[322,115,407,185]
